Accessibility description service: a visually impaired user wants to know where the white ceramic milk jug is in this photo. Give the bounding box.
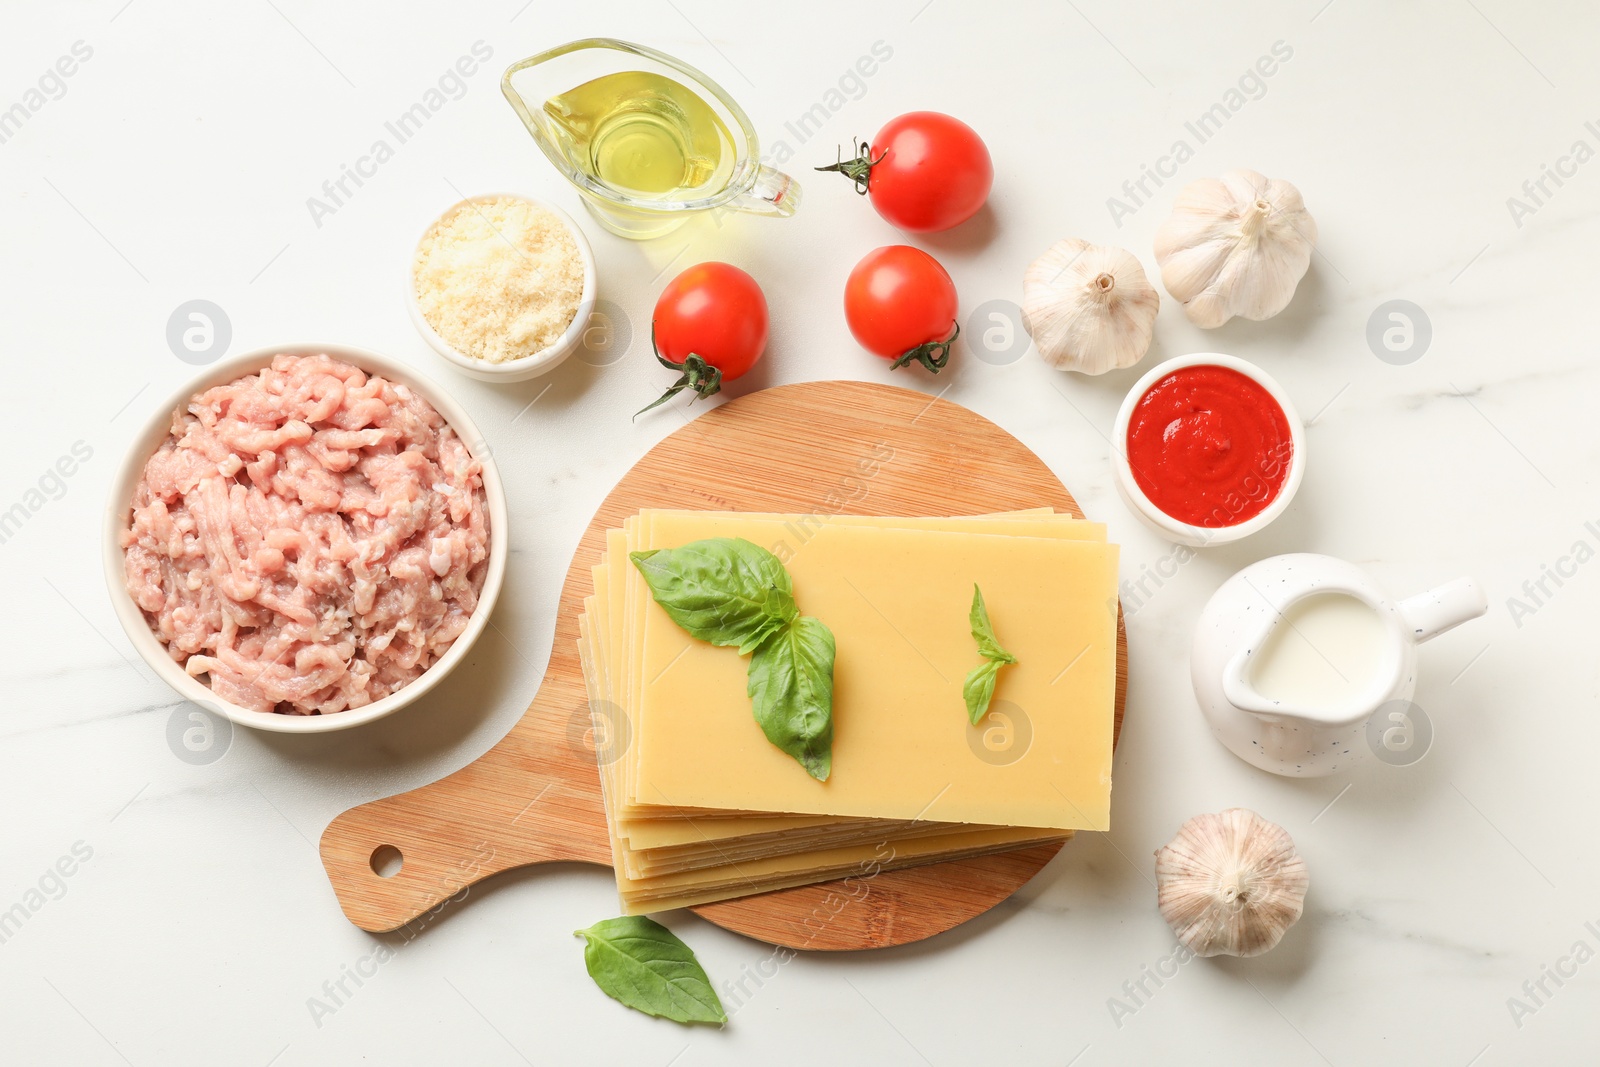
[1192,554,1487,777]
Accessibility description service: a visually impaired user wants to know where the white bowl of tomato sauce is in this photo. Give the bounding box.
[1111,353,1305,547]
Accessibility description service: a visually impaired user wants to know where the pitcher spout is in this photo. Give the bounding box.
[1397,577,1487,644]
[1221,663,1374,729]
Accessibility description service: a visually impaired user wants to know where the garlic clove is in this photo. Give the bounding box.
[1022,238,1160,375]
[1154,808,1309,958]
[1153,170,1317,329]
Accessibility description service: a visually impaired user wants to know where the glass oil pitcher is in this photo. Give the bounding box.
[502,39,801,239]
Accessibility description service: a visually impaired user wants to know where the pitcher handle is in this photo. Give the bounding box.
[730,166,802,218]
[1398,577,1487,643]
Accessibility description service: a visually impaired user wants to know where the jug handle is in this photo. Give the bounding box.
[1397,577,1487,643]
[729,166,802,218]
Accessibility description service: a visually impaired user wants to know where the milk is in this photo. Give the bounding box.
[1247,593,1387,712]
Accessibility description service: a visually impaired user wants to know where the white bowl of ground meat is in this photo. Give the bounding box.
[104,344,508,733]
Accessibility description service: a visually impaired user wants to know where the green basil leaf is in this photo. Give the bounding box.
[575,916,727,1025]
[964,584,1016,724]
[968,584,1017,665]
[630,538,798,654]
[963,657,1004,726]
[747,615,835,781]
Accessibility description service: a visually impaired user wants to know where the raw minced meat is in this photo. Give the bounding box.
[121,354,490,714]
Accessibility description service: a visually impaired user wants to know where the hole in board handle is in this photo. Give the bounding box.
[370,844,403,878]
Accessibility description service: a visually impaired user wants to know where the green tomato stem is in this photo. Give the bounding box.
[635,329,725,418]
[889,322,960,374]
[814,138,884,195]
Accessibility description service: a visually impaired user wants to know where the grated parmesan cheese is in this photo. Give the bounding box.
[412,196,585,364]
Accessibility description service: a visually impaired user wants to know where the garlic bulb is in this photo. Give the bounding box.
[1022,238,1159,374]
[1152,170,1317,328]
[1154,808,1308,958]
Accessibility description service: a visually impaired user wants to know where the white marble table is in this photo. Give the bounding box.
[3,1,1593,1063]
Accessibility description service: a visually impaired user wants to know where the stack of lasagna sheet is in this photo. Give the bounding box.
[576,509,1119,913]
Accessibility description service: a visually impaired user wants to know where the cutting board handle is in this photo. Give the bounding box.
[319,705,613,932]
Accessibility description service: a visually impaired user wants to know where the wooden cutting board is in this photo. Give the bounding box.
[319,380,1128,950]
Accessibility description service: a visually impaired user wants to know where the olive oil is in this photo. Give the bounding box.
[542,71,734,200]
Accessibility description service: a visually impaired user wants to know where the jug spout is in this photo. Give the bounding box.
[1397,577,1487,643]
[1220,668,1374,729]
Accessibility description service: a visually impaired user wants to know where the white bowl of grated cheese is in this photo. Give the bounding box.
[407,192,597,383]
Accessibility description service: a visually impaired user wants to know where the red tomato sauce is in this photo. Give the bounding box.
[1125,365,1293,528]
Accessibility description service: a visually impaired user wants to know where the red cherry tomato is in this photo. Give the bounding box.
[844,245,959,373]
[819,112,992,233]
[640,262,768,416]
